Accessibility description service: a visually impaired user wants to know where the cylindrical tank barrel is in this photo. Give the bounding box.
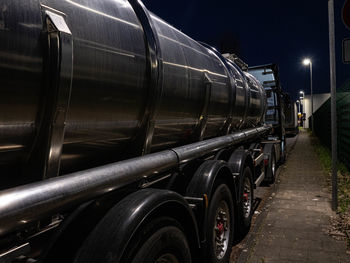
[0,0,266,184]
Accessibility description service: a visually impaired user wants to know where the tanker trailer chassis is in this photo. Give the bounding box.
[0,0,285,262]
[0,125,285,263]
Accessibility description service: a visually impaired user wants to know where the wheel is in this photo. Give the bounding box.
[207,184,234,263]
[266,151,276,184]
[236,167,253,236]
[74,216,191,263]
[123,217,192,263]
[279,137,286,164]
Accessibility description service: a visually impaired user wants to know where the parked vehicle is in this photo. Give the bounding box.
[249,64,287,162]
[283,93,299,137]
[0,1,286,262]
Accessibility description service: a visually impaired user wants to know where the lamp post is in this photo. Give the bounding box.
[299,91,305,127]
[303,59,313,132]
[328,0,337,211]
[296,100,300,113]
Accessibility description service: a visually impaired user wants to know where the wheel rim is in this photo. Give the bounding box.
[243,176,252,219]
[271,155,276,177]
[156,253,180,263]
[213,200,230,259]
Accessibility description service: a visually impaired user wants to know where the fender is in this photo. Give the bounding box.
[186,160,235,201]
[74,189,200,263]
[228,149,254,204]
[214,148,231,161]
[262,142,274,156]
[42,189,133,263]
[185,160,235,241]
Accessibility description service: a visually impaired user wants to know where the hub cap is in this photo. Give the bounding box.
[213,201,230,259]
[243,177,252,219]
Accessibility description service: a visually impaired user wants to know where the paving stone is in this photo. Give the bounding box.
[262,237,291,248]
[337,253,350,263]
[256,257,289,263]
[291,238,323,251]
[322,239,348,252]
[306,251,340,263]
[248,256,281,263]
[253,245,279,257]
[283,229,309,240]
[279,248,308,262]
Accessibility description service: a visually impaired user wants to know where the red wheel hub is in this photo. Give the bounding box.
[243,193,249,201]
[217,222,224,235]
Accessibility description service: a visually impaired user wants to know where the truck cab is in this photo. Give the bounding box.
[249,64,286,164]
[283,93,299,137]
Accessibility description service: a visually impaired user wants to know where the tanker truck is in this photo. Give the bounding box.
[0,1,285,262]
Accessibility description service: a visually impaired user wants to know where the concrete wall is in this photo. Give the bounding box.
[301,93,330,128]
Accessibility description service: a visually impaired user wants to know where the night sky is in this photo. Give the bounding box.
[143,0,350,101]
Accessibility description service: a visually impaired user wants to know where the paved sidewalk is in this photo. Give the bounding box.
[242,131,350,263]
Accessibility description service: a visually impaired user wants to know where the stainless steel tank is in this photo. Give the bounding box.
[0,0,266,184]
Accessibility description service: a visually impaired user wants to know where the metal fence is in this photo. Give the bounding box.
[313,80,350,169]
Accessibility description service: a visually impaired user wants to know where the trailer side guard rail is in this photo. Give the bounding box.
[0,126,271,237]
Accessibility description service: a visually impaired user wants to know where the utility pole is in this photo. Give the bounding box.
[328,0,338,211]
[310,63,314,132]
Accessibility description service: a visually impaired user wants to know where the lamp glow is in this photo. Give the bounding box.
[303,58,311,65]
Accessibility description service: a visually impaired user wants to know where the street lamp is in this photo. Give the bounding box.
[303,58,313,132]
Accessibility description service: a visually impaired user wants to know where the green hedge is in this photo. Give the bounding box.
[313,80,350,169]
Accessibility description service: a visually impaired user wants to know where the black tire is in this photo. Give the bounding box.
[266,151,276,184]
[123,217,192,263]
[207,184,234,263]
[236,167,253,236]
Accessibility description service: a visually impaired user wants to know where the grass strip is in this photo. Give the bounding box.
[312,135,350,213]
